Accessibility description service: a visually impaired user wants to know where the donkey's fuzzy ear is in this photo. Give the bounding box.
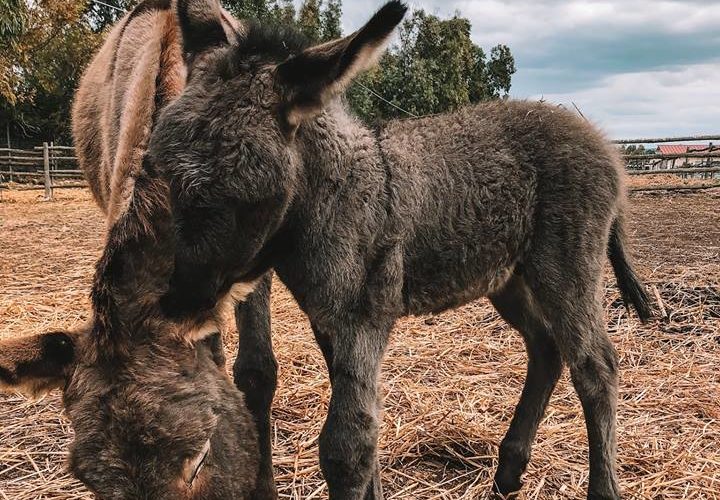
[0,331,79,399]
[177,0,229,63]
[276,1,407,129]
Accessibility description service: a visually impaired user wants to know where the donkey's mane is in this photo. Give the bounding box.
[233,21,310,65]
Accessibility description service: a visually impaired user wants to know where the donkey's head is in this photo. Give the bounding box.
[169,0,407,131]
[0,172,258,499]
[148,0,407,206]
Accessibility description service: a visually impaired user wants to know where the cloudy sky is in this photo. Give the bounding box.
[339,0,720,140]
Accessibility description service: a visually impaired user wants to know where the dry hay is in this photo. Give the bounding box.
[626,173,719,189]
[1,188,719,499]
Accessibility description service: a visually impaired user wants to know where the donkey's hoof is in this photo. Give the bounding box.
[490,481,522,499]
[491,466,523,498]
[587,490,621,500]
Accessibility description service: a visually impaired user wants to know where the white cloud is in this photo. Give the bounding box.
[448,0,720,49]
[535,62,720,138]
[340,1,720,56]
[336,0,720,137]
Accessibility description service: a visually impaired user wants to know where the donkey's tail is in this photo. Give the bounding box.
[607,215,653,322]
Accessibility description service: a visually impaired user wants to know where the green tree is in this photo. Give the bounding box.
[1,0,101,144]
[320,0,341,41]
[297,0,321,41]
[0,0,27,106]
[487,44,515,97]
[86,0,138,33]
[0,0,25,49]
[347,9,516,122]
[224,0,271,21]
[268,0,296,26]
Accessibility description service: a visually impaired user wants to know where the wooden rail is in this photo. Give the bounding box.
[3,136,720,200]
[628,167,720,176]
[613,135,720,144]
[623,151,720,160]
[0,144,84,199]
[630,182,720,193]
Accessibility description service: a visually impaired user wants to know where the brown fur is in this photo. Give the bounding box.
[1,1,261,498]
[71,1,239,223]
[0,331,77,398]
[143,4,651,498]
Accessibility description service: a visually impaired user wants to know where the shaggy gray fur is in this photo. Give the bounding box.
[149,2,651,499]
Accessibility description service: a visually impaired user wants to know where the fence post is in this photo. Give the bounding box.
[6,124,11,183]
[43,142,53,200]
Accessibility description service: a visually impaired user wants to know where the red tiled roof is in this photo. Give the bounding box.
[657,144,711,155]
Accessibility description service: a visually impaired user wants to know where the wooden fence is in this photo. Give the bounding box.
[613,134,720,192]
[2,135,720,199]
[0,143,85,199]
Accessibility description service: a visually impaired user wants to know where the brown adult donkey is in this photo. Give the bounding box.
[0,1,267,498]
[145,1,652,499]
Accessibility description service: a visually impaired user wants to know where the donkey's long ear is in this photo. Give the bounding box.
[276,1,407,129]
[0,331,79,399]
[90,170,175,359]
[177,0,229,64]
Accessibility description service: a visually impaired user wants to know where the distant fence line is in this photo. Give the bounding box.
[612,134,720,145]
[0,143,85,199]
[612,135,720,179]
[2,135,720,199]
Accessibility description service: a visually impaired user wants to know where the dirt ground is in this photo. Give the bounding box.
[0,188,718,499]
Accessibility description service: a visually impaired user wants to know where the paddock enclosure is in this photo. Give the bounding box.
[0,188,718,499]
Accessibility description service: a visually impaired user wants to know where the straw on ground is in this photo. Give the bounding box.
[0,188,718,499]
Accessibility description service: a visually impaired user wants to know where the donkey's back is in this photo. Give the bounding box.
[381,101,626,314]
[376,100,649,498]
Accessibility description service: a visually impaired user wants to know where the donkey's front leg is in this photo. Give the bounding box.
[232,273,278,499]
[318,320,391,500]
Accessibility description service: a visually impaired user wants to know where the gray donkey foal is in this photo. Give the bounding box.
[152,2,652,498]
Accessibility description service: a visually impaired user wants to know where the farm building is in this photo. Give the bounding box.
[656,143,718,169]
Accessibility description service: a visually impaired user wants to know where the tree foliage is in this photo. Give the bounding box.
[0,0,514,145]
[268,0,296,26]
[347,10,516,122]
[620,145,655,155]
[228,0,341,42]
[225,0,273,22]
[1,0,102,144]
[320,0,341,41]
[86,0,138,33]
[0,0,27,106]
[297,0,321,41]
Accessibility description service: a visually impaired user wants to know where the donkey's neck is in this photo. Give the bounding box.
[295,104,387,200]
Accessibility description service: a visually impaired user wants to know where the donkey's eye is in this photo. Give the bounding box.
[183,438,211,486]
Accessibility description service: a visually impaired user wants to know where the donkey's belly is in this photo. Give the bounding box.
[401,240,519,315]
[399,180,533,315]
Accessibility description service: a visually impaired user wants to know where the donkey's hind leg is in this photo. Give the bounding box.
[529,270,621,499]
[233,273,278,499]
[489,273,563,497]
[552,302,620,499]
